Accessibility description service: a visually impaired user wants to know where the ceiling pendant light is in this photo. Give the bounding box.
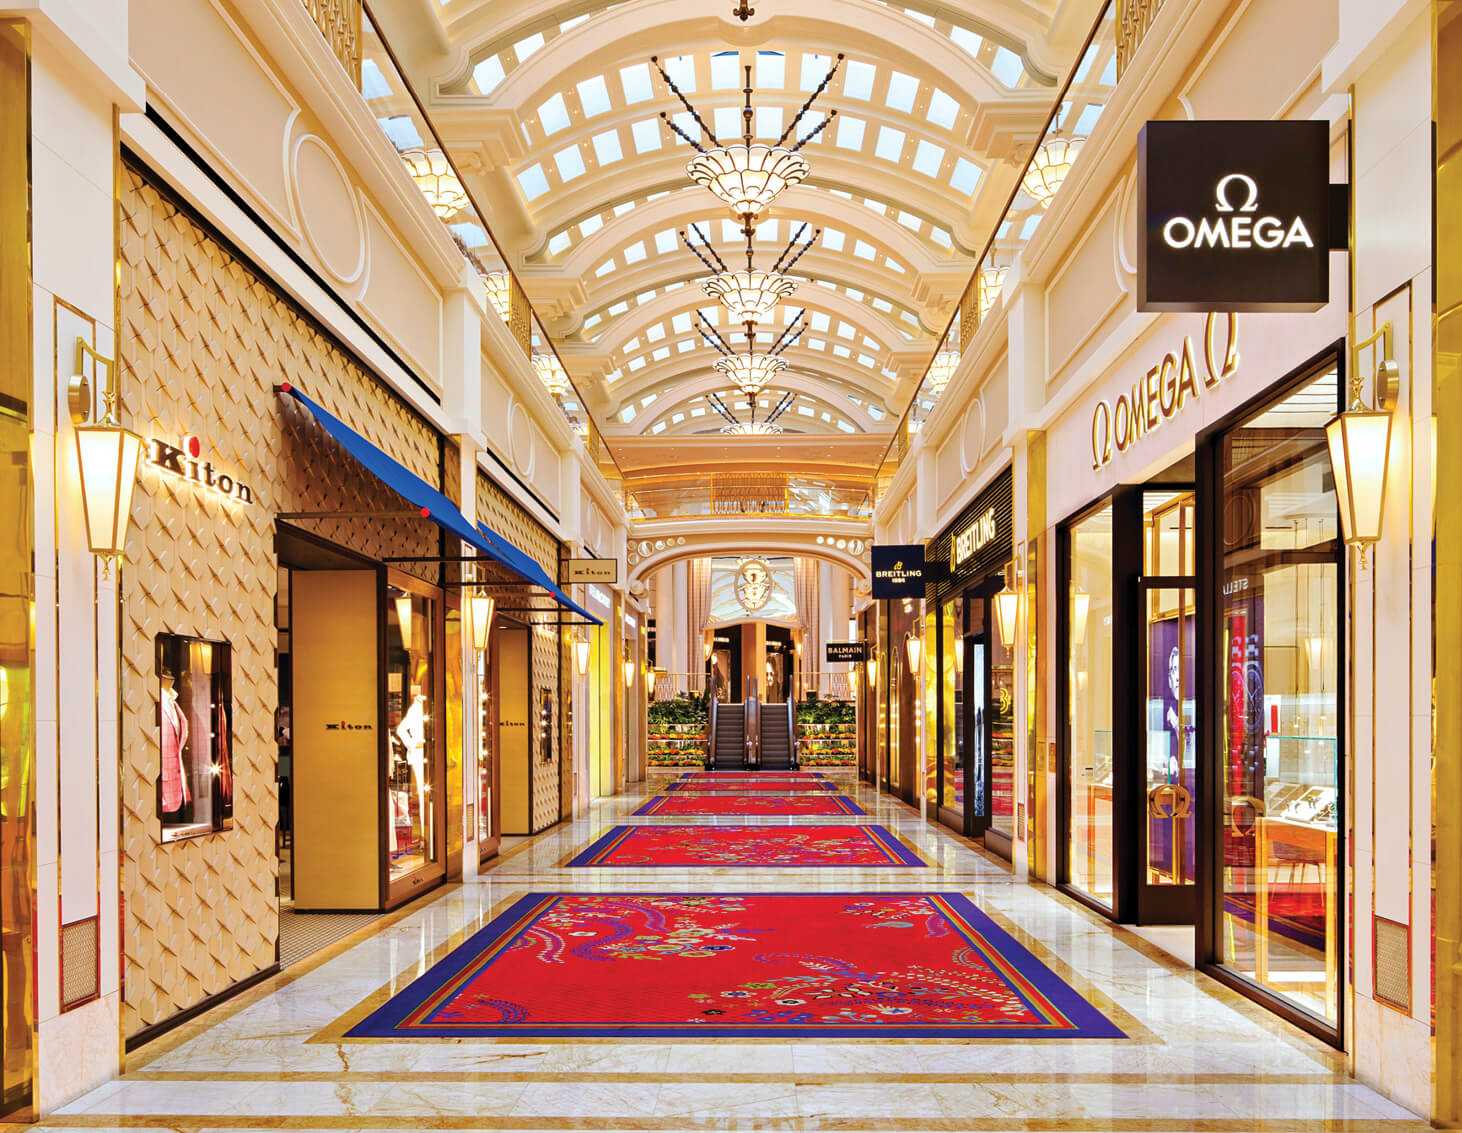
[714,353,788,394]
[1021,135,1084,207]
[684,220,818,327]
[978,264,1008,319]
[484,271,512,324]
[925,350,959,396]
[654,56,842,229]
[720,420,785,436]
[711,390,794,437]
[533,353,570,396]
[400,148,470,219]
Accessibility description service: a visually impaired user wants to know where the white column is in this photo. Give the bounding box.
[818,561,835,695]
[672,559,690,692]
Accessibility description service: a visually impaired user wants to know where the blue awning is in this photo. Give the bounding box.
[281,383,601,625]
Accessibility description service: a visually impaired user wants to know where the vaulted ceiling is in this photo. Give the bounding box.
[373,0,1111,465]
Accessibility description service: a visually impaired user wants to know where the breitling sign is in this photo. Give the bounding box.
[870,544,925,600]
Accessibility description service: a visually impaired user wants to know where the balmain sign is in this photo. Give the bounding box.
[1138,120,1333,313]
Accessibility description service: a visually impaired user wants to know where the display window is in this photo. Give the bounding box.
[1211,360,1342,1030]
[156,634,234,843]
[1064,501,1115,908]
[385,582,440,887]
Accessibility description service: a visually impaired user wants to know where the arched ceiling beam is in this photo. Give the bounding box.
[616,372,882,433]
[627,533,870,586]
[599,347,901,411]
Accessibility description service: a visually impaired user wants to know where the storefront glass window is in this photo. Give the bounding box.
[156,634,234,843]
[386,586,438,882]
[940,597,963,812]
[1067,503,1115,905]
[1219,364,1341,1026]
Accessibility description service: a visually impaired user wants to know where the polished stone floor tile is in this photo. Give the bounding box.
[38,775,1431,1132]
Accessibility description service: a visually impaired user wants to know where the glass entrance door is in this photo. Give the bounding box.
[1138,582,1197,923]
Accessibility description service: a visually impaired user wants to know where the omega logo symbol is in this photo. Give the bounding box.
[1161,173,1314,252]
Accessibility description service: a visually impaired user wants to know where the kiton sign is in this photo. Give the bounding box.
[1138,120,1334,313]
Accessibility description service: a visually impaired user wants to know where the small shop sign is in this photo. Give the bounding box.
[563,557,617,584]
[826,641,869,664]
[870,544,925,599]
[148,434,254,505]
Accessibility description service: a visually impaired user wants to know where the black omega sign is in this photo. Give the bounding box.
[1138,120,1333,313]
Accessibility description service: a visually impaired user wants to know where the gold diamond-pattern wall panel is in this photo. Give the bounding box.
[118,166,446,1037]
[475,470,565,832]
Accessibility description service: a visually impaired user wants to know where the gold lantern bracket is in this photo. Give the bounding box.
[1351,321,1398,412]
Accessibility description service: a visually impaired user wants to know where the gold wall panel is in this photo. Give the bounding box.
[118,165,442,1037]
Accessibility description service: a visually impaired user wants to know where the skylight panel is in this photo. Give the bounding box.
[949,26,983,57]
[650,421,666,433]
[609,301,629,315]
[631,119,662,153]
[646,323,666,342]
[853,240,876,261]
[547,231,572,255]
[517,163,549,200]
[835,116,866,150]
[798,405,815,417]
[652,346,670,362]
[554,145,586,181]
[621,63,653,103]
[1020,214,1042,239]
[885,71,917,113]
[628,356,646,371]
[654,228,677,254]
[678,340,694,352]
[861,334,878,348]
[714,106,741,140]
[561,14,588,30]
[846,288,864,301]
[613,201,635,217]
[641,394,658,407]
[874,126,905,162]
[912,140,945,177]
[990,46,1024,86]
[811,312,831,332]
[844,60,876,101]
[361,60,390,99]
[837,419,855,433]
[635,290,655,303]
[897,210,921,231]
[622,240,647,264]
[950,157,982,195]
[756,219,779,241]
[807,337,825,350]
[513,33,544,60]
[858,353,876,367]
[580,214,604,237]
[592,130,623,165]
[594,260,615,278]
[833,344,852,358]
[756,51,786,89]
[927,88,959,130]
[800,52,831,92]
[473,56,505,94]
[672,312,692,333]
[664,54,696,93]
[620,406,636,423]
[904,9,935,26]
[1075,104,1104,135]
[711,52,740,90]
[379,116,423,149]
[822,228,846,251]
[1101,54,1117,85]
[584,313,602,331]
[900,310,919,325]
[886,258,905,273]
[577,75,611,117]
[872,298,893,313]
[869,405,885,419]
[756,106,784,139]
[930,227,953,249]
[721,219,741,244]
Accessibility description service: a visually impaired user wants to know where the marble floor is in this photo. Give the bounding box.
[34,772,1428,1132]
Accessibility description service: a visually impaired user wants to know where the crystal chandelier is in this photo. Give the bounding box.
[654,55,843,230]
[926,350,959,395]
[533,353,570,396]
[1021,136,1084,207]
[400,148,469,219]
[721,420,784,435]
[684,220,817,327]
[714,352,788,393]
[484,271,512,323]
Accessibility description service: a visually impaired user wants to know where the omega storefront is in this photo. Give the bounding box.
[1048,278,1348,1039]
[925,467,1016,855]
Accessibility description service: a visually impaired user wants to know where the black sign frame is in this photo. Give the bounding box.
[870,544,926,600]
[1137,120,1333,314]
[825,641,868,664]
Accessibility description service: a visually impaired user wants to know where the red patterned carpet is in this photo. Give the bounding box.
[347,893,1125,1039]
[568,824,924,867]
[632,793,865,816]
[665,778,839,792]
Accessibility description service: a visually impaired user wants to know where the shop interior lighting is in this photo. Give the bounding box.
[400,148,470,219]
[71,338,142,571]
[1326,327,1398,556]
[395,593,414,646]
[574,633,592,676]
[655,56,842,231]
[904,632,922,674]
[1070,587,1090,646]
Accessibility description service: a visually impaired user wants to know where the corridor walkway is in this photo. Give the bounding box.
[34,773,1425,1132]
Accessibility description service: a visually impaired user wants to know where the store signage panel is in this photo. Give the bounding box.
[870,544,925,599]
[826,641,868,664]
[563,557,617,584]
[1138,120,1331,313]
[148,434,253,504]
[1090,312,1239,471]
[929,467,1013,602]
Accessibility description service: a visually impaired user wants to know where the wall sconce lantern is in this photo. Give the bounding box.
[574,632,592,676]
[993,564,1020,648]
[904,632,921,675]
[468,592,495,651]
[1327,322,1399,557]
[866,655,877,686]
[623,657,636,687]
[72,339,142,572]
